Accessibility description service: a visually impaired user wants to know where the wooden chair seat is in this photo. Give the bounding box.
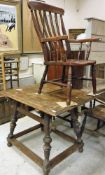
[87,104,105,121]
[61,60,96,66]
[45,60,96,66]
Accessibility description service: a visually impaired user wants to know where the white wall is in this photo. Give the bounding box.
[45,0,65,8]
[46,0,80,29]
[64,0,105,29]
[51,0,105,30]
[64,0,81,29]
[75,0,105,28]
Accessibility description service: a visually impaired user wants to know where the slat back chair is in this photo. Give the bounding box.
[0,53,20,90]
[4,55,20,89]
[28,1,97,105]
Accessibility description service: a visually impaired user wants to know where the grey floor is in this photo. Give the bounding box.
[0,114,105,175]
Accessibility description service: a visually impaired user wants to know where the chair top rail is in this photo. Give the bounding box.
[28,1,64,15]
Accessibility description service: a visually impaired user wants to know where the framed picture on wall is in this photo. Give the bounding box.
[0,0,22,53]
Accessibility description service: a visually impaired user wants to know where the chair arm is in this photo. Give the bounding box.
[41,35,68,42]
[68,38,101,43]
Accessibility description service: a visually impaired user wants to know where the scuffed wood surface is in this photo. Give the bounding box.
[5,84,93,116]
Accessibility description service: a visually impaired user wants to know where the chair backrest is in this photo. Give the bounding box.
[28,1,71,62]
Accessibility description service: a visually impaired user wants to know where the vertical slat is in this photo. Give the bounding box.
[55,13,60,35]
[38,10,48,38]
[32,10,43,39]
[43,11,57,61]
[56,14,66,60]
[43,11,52,37]
[49,12,56,36]
[60,15,66,35]
[54,13,66,61]
[60,15,71,59]
[39,11,58,62]
[32,10,50,62]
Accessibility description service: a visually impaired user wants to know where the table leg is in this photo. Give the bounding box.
[7,101,20,147]
[43,115,52,175]
[40,111,44,131]
[71,108,84,153]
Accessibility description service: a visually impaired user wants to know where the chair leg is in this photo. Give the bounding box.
[66,66,72,105]
[17,62,20,87]
[38,65,48,94]
[61,65,66,82]
[91,64,96,94]
[10,63,13,89]
[95,120,101,130]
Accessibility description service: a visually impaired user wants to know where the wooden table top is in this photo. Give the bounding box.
[4,84,93,116]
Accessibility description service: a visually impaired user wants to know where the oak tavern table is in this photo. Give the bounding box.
[5,84,93,175]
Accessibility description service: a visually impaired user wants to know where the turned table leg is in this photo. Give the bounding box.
[43,115,52,175]
[7,101,20,147]
[71,108,84,153]
[40,111,44,131]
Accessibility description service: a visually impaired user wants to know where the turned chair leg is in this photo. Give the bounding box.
[38,65,48,94]
[61,65,66,82]
[66,66,72,105]
[17,61,20,87]
[91,64,96,94]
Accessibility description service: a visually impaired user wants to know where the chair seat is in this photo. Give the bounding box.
[87,104,105,121]
[68,59,96,66]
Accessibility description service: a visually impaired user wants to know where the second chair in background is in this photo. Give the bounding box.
[0,52,20,90]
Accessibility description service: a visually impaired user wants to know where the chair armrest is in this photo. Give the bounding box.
[68,38,101,43]
[41,35,68,42]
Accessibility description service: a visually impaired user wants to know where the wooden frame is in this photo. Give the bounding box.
[0,0,22,53]
[7,108,78,172]
[22,0,41,53]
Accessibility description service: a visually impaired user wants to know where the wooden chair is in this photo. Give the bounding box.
[0,52,20,90]
[84,91,105,135]
[4,56,20,89]
[28,1,99,105]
